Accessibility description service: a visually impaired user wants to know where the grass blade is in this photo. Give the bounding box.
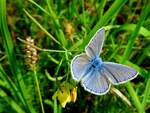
[81,0,128,49]
[120,2,150,113]
[46,0,67,47]
[0,0,35,112]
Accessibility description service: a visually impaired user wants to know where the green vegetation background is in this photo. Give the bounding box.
[0,0,150,113]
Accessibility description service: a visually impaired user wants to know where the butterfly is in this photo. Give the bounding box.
[71,27,138,95]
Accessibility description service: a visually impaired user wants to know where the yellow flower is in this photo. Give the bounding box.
[56,86,71,108]
[53,83,77,108]
[70,87,77,102]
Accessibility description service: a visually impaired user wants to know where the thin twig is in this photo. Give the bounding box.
[17,37,68,53]
[111,87,131,107]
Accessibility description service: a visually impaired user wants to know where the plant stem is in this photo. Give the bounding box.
[33,69,45,113]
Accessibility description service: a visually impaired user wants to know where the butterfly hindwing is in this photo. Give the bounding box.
[85,28,105,58]
[81,70,111,95]
[103,62,138,85]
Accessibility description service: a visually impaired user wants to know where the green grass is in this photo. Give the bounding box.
[0,0,150,113]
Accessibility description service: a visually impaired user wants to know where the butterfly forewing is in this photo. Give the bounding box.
[85,28,105,58]
[71,53,91,82]
[81,70,111,95]
[103,62,138,85]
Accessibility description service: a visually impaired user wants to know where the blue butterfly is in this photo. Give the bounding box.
[71,27,138,95]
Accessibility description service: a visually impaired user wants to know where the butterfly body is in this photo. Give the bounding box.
[90,56,103,71]
[71,27,138,95]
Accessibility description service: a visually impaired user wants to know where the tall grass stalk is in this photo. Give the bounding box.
[141,77,150,113]
[46,0,67,47]
[23,9,61,46]
[0,0,35,112]
[33,69,45,113]
[81,0,128,49]
[120,2,150,113]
